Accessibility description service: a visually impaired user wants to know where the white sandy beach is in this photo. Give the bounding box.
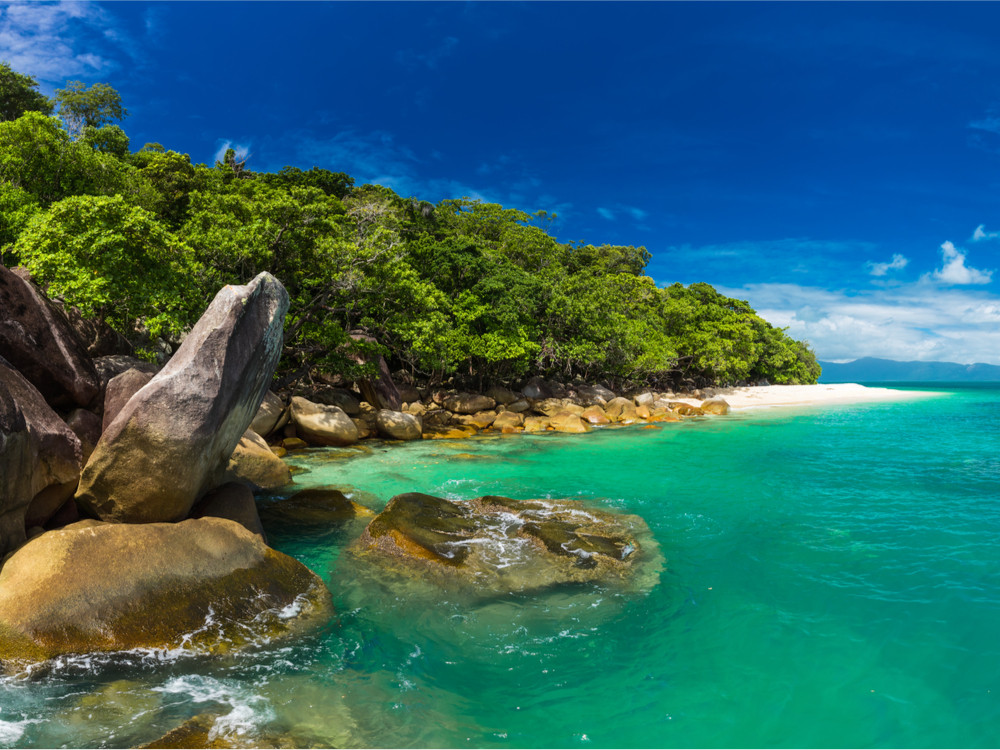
[675,383,946,410]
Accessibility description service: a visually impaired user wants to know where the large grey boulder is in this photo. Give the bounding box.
[0,517,331,670]
[75,273,289,523]
[375,409,422,440]
[289,397,359,446]
[0,357,82,554]
[0,264,100,409]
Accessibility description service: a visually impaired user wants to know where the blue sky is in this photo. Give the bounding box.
[5,1,1000,364]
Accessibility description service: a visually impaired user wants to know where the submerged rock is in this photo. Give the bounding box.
[351,493,661,597]
[259,487,373,529]
[0,517,331,670]
[75,273,289,523]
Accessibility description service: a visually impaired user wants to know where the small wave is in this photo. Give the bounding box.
[0,718,39,745]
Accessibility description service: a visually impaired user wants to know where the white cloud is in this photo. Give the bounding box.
[0,0,120,82]
[866,253,909,276]
[597,207,615,221]
[927,241,992,285]
[972,224,1000,242]
[715,281,1000,365]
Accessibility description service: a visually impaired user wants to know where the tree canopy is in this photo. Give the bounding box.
[0,63,820,388]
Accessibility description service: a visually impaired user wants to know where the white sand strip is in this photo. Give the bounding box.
[673,383,947,410]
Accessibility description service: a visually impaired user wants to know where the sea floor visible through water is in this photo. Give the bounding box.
[2,383,999,748]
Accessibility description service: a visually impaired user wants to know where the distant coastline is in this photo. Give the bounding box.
[819,357,1000,383]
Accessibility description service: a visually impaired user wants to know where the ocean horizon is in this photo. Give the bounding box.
[3,382,998,748]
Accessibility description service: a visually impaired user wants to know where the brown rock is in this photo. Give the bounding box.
[522,415,551,432]
[548,411,591,433]
[101,368,154,432]
[190,482,266,539]
[289,397,359,447]
[75,273,289,524]
[604,396,639,424]
[485,384,519,405]
[580,405,611,425]
[0,357,82,554]
[457,410,497,430]
[0,264,100,409]
[492,410,524,431]
[700,398,731,415]
[347,333,401,410]
[635,403,651,420]
[64,408,102,464]
[223,429,292,491]
[250,390,288,437]
[442,392,496,414]
[0,517,331,669]
[375,409,422,440]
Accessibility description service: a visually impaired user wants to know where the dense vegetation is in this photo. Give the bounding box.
[0,64,820,390]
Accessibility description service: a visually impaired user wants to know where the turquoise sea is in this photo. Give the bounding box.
[2,383,1000,748]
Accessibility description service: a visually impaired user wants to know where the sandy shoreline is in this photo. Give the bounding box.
[673,383,947,410]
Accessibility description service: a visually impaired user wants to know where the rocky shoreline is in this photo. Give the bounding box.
[0,263,723,679]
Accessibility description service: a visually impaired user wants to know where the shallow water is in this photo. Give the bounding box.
[3,384,1000,748]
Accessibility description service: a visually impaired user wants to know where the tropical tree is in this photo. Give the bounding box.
[55,81,128,139]
[0,62,53,121]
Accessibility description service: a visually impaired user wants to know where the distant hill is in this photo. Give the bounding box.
[818,357,1000,382]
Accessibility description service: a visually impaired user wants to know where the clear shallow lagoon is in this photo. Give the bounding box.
[3,384,1000,748]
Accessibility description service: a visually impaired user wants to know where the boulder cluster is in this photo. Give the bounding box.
[0,267,330,671]
[265,374,731,449]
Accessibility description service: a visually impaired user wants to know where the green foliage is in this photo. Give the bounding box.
[0,112,134,205]
[0,62,53,121]
[261,166,355,199]
[0,183,39,264]
[0,63,819,389]
[15,195,199,341]
[55,81,128,139]
[80,124,130,157]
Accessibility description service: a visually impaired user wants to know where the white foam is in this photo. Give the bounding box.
[0,718,38,745]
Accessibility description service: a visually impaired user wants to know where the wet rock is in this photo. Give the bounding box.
[423,425,477,440]
[375,409,422,441]
[580,404,611,425]
[259,487,373,528]
[522,415,551,432]
[604,396,639,423]
[548,411,590,434]
[251,390,288,437]
[492,410,524,432]
[456,410,497,430]
[669,402,705,416]
[442,392,496,415]
[0,517,331,670]
[101,368,154,432]
[700,397,731,415]
[289,397,359,447]
[190,482,266,540]
[352,493,661,596]
[75,273,289,523]
[223,429,292,491]
[0,263,100,409]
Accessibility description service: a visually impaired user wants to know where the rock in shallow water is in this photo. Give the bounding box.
[0,517,332,671]
[351,493,661,596]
